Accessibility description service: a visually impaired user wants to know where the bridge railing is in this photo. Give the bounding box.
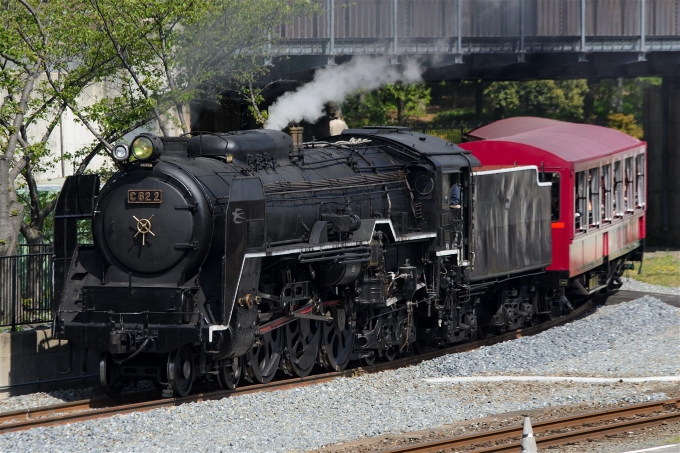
[276,0,680,55]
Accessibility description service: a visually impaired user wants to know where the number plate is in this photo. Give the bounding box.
[128,190,162,204]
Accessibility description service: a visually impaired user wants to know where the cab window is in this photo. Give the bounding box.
[441,173,450,207]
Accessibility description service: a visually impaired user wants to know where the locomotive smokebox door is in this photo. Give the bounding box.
[222,178,266,324]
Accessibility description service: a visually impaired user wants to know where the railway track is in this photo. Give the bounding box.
[606,290,680,308]
[374,398,680,453]
[0,299,597,433]
[2,289,674,435]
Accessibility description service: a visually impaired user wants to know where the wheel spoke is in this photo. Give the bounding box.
[246,331,281,383]
[218,356,242,390]
[283,319,320,378]
[321,305,355,372]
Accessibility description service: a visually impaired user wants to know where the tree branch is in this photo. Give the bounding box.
[154,17,188,134]
[41,66,113,151]
[16,0,47,49]
[22,161,41,221]
[39,102,66,144]
[90,0,169,137]
[5,66,41,163]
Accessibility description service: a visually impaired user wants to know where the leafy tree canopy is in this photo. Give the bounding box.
[0,0,312,255]
[484,80,589,119]
[342,83,431,127]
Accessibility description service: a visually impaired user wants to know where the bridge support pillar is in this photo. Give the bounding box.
[643,77,680,245]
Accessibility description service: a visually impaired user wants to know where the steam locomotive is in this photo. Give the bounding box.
[53,125,589,397]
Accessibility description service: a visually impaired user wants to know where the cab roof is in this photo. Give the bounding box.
[337,126,481,171]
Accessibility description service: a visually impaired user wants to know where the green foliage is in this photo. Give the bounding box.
[433,108,492,122]
[88,0,313,133]
[0,0,313,254]
[19,191,57,243]
[342,90,389,127]
[342,83,432,127]
[607,113,643,139]
[485,80,589,119]
[241,85,269,125]
[589,78,661,123]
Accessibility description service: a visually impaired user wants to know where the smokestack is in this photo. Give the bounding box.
[289,126,304,147]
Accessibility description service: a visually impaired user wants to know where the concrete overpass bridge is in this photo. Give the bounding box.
[271,0,680,80]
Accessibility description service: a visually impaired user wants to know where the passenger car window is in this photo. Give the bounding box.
[602,164,612,222]
[635,154,645,208]
[588,168,600,227]
[624,157,634,213]
[575,171,587,232]
[614,161,623,218]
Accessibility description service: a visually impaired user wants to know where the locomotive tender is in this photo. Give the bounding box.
[460,117,646,296]
[54,125,564,397]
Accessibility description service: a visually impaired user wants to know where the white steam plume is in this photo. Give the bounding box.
[264,56,422,130]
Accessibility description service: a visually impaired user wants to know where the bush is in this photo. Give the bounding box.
[607,113,644,139]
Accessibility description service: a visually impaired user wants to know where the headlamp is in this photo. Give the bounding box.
[112,144,130,162]
[131,136,155,160]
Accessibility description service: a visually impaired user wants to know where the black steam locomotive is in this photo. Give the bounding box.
[53,127,556,397]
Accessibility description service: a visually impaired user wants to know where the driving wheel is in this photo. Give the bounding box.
[217,356,242,390]
[167,346,195,397]
[320,306,355,371]
[283,318,321,377]
[245,329,282,384]
[382,345,398,362]
[100,352,126,398]
[359,351,376,367]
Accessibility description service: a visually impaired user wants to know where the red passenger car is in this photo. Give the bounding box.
[460,117,645,296]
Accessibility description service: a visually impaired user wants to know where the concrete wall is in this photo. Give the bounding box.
[0,327,98,399]
[643,79,680,245]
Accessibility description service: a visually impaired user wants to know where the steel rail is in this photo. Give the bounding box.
[375,398,680,453]
[0,299,595,433]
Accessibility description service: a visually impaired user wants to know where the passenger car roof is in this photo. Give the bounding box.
[465,117,643,164]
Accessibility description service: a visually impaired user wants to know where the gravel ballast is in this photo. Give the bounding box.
[621,276,680,296]
[0,296,678,453]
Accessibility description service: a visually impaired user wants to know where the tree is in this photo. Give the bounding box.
[342,83,432,127]
[1,0,313,255]
[484,80,589,120]
[89,0,312,136]
[0,0,129,255]
[588,77,661,123]
[1,0,161,253]
[607,113,644,139]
